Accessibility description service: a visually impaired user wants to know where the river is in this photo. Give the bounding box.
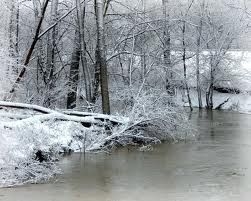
[1,110,251,201]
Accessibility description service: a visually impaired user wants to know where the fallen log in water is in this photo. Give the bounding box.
[215,98,230,110]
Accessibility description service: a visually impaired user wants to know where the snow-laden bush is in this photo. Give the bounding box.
[95,87,197,151]
[0,116,97,187]
[0,109,126,187]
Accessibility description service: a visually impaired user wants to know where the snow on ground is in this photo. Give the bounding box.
[1,90,250,187]
[1,50,251,187]
[0,94,195,187]
[0,111,109,187]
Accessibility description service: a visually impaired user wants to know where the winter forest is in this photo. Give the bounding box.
[1,0,251,198]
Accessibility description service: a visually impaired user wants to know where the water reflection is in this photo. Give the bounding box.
[1,110,251,201]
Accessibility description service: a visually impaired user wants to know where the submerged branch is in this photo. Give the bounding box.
[215,98,230,110]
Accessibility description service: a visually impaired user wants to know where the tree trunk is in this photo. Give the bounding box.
[76,0,92,103]
[162,0,174,95]
[33,0,44,94]
[45,0,59,107]
[94,0,110,114]
[206,57,214,110]
[67,30,81,109]
[196,2,204,109]
[182,21,193,111]
[46,0,58,80]
[92,48,101,103]
[196,42,202,109]
[206,84,213,109]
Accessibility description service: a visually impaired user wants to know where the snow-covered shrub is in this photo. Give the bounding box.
[0,108,125,186]
[95,87,197,151]
[0,115,93,187]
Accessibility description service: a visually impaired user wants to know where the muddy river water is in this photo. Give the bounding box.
[1,110,251,201]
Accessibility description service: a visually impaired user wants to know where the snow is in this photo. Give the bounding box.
[174,51,251,92]
[1,49,251,187]
[0,2,14,99]
[173,50,251,113]
[227,51,251,91]
[62,110,129,124]
[0,95,195,187]
[0,101,58,114]
[0,106,115,187]
[177,89,251,114]
[0,118,85,187]
[0,114,121,186]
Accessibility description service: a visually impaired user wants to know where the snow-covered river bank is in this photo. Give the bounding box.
[0,97,193,187]
[1,87,251,188]
[2,109,251,201]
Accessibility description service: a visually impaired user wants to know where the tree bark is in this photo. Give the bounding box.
[94,0,110,114]
[76,0,92,103]
[162,0,174,95]
[67,30,81,109]
[206,56,215,110]
[182,21,193,111]
[45,0,59,107]
[196,1,204,109]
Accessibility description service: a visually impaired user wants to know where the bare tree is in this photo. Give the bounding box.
[94,0,110,114]
[205,13,239,109]
[45,0,59,107]
[162,0,174,95]
[8,0,50,96]
[195,0,205,109]
[182,20,193,111]
[180,0,194,111]
[67,30,81,109]
[76,0,92,103]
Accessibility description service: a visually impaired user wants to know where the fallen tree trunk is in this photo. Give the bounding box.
[0,101,56,114]
[0,101,125,127]
[16,113,100,128]
[62,110,126,126]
